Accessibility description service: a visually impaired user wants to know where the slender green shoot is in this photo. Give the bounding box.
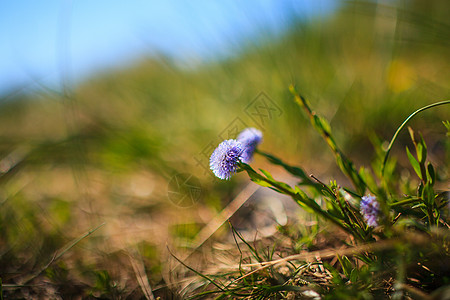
[381,100,450,176]
[22,222,106,285]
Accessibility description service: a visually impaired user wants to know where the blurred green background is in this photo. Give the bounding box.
[0,0,448,298]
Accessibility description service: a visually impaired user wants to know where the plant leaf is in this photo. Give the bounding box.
[417,134,427,164]
[427,163,435,186]
[406,147,422,180]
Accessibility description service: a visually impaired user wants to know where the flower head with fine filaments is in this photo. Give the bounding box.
[237,127,263,163]
[360,195,380,227]
[210,139,244,180]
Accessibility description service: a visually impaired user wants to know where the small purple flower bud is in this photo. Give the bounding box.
[360,195,380,227]
[237,127,263,163]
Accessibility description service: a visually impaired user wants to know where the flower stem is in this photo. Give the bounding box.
[381,100,450,177]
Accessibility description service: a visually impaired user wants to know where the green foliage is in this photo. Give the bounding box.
[290,85,367,196]
[0,0,449,298]
[90,270,124,299]
[196,89,449,298]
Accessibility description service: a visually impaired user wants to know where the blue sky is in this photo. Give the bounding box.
[0,1,337,96]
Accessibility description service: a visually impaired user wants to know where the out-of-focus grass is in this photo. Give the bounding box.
[0,1,449,298]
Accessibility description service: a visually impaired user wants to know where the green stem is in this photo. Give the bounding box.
[22,222,105,285]
[255,149,322,190]
[243,165,364,241]
[389,198,420,208]
[381,100,450,177]
[427,206,435,228]
[289,85,366,195]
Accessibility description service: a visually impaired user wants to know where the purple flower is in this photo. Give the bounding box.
[210,139,244,180]
[360,195,380,227]
[237,128,263,163]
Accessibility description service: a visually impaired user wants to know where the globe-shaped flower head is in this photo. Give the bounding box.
[210,139,244,180]
[360,195,380,227]
[237,128,263,163]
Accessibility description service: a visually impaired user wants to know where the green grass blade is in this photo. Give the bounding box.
[22,222,106,285]
[289,85,366,195]
[381,100,450,176]
[166,246,225,293]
